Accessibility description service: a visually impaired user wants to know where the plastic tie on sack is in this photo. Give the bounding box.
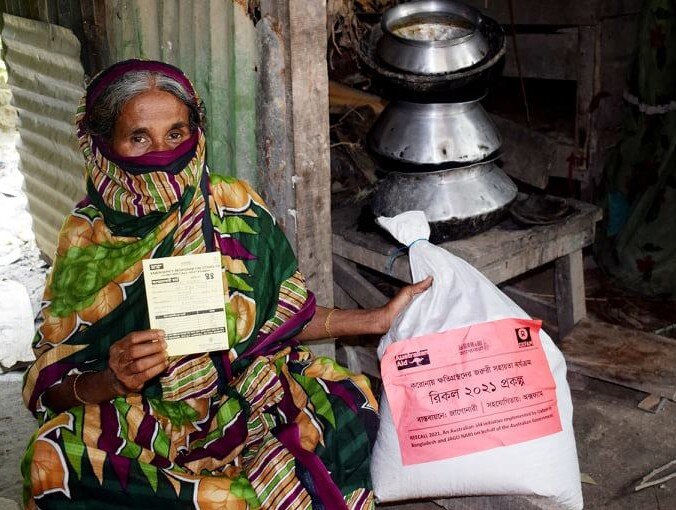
[379,211,431,275]
[384,237,428,275]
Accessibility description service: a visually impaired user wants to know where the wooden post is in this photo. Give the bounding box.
[576,25,600,199]
[259,0,334,357]
[554,249,587,339]
[333,255,389,310]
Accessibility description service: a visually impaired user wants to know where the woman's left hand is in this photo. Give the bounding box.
[378,276,433,332]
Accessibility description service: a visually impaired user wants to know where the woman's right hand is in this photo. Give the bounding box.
[107,329,169,394]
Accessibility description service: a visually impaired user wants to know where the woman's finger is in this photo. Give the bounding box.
[120,329,165,346]
[124,352,169,376]
[109,330,166,374]
[125,338,168,361]
[114,354,169,391]
[139,358,170,383]
[125,359,169,390]
[410,276,433,295]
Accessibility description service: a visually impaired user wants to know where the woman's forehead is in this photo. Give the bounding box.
[115,88,190,132]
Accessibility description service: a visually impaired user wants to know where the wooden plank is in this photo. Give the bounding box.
[260,0,334,358]
[461,0,641,25]
[335,345,379,377]
[501,286,560,339]
[335,198,601,264]
[491,114,579,188]
[576,25,598,159]
[333,255,389,309]
[328,80,387,115]
[286,0,333,309]
[332,232,414,284]
[555,250,587,338]
[502,29,578,81]
[334,282,358,310]
[334,223,597,286]
[479,228,595,285]
[586,14,639,195]
[501,286,557,325]
[80,0,110,76]
[255,14,296,240]
[596,15,639,132]
[637,394,666,414]
[332,198,602,284]
[560,319,676,401]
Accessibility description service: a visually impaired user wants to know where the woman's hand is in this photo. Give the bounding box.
[296,277,433,342]
[107,329,169,394]
[378,276,433,333]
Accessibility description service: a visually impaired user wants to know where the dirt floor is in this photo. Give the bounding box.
[1,369,674,509]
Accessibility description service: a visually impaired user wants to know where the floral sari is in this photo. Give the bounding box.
[21,60,377,510]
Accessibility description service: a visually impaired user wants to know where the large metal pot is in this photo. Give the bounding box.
[371,159,517,242]
[358,13,505,98]
[369,98,501,168]
[377,0,490,75]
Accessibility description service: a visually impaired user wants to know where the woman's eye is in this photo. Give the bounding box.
[131,135,148,144]
[168,131,184,141]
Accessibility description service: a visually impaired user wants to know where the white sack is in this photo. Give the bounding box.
[371,211,583,509]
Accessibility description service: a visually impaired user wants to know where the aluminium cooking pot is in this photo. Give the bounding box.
[377,0,490,75]
[371,158,517,242]
[368,97,501,167]
[357,13,505,98]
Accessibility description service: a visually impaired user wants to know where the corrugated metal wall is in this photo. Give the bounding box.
[97,0,259,184]
[0,1,258,183]
[0,1,259,258]
[1,14,85,259]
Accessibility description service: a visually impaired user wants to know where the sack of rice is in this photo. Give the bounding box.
[371,212,583,510]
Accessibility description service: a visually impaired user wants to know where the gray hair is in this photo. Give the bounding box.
[85,71,204,140]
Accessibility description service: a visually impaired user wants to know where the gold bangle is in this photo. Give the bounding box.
[73,372,93,405]
[324,308,338,339]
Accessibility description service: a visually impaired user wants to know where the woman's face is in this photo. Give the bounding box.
[111,87,191,157]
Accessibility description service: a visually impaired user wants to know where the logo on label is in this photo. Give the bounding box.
[459,339,489,355]
[149,263,164,270]
[395,350,430,370]
[515,327,533,347]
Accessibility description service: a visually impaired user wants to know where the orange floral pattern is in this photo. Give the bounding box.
[229,293,256,344]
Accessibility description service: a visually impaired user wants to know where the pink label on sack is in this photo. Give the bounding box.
[381,318,562,465]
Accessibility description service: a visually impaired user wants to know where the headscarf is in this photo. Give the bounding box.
[23,59,316,418]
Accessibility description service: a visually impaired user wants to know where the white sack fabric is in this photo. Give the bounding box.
[371,211,583,509]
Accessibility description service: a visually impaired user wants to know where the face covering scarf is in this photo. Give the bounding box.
[21,59,378,510]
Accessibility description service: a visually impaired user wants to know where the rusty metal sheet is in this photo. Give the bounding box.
[1,13,85,260]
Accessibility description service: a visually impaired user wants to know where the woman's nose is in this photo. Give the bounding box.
[150,138,173,152]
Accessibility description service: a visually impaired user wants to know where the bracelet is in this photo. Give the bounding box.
[106,367,127,396]
[324,308,338,339]
[73,372,93,405]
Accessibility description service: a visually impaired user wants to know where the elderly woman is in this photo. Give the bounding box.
[21,60,430,509]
